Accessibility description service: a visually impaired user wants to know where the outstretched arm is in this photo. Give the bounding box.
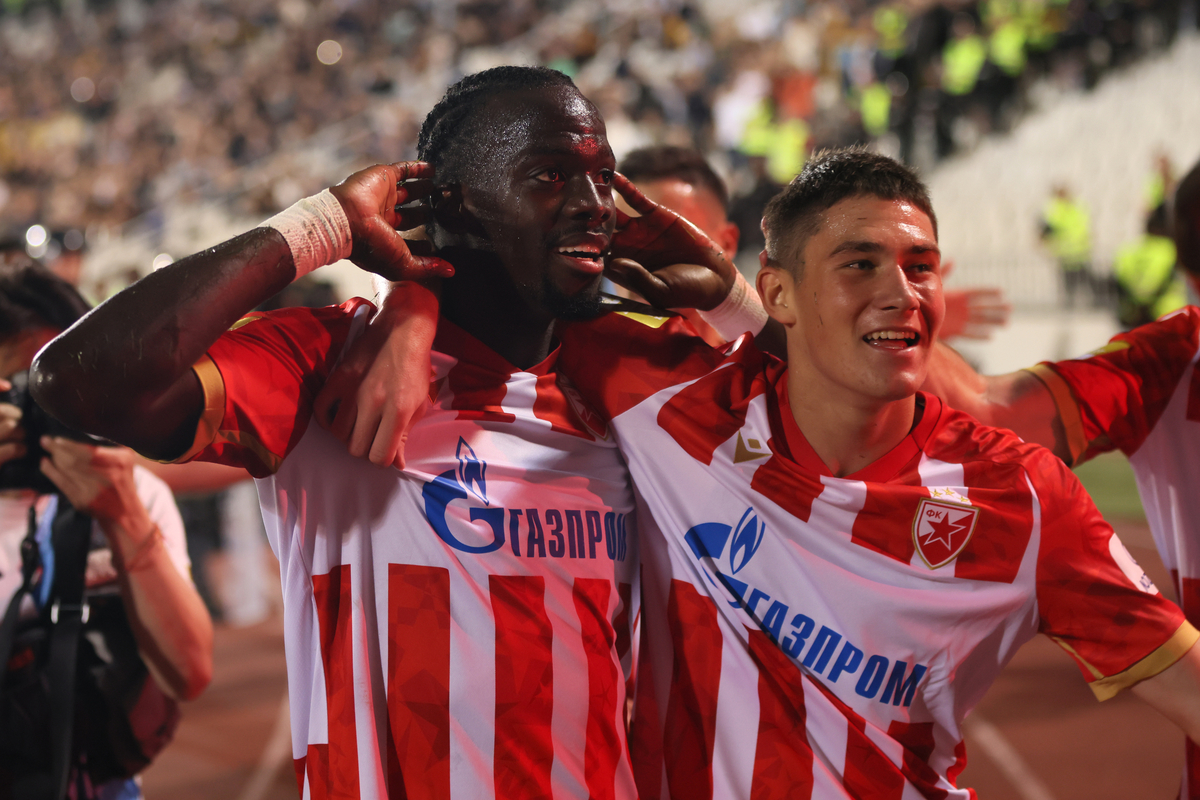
[922,341,1071,461]
[32,162,450,461]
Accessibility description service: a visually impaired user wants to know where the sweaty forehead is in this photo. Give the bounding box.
[480,87,610,163]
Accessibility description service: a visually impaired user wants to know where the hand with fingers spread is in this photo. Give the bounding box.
[330,161,455,282]
[607,173,737,311]
[313,282,439,469]
[941,287,1012,340]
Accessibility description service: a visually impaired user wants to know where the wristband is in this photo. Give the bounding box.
[698,271,768,341]
[263,189,353,278]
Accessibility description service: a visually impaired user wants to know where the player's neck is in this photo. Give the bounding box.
[786,369,918,477]
[440,254,558,369]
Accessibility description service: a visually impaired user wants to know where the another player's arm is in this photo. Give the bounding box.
[32,163,449,461]
[923,341,1073,462]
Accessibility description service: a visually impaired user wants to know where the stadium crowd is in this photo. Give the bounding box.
[0,0,1191,257]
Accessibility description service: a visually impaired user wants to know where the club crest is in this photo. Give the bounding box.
[912,498,978,569]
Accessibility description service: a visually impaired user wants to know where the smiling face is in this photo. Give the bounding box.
[769,194,943,407]
[457,85,617,321]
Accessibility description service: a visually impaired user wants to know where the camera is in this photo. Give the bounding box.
[0,370,104,493]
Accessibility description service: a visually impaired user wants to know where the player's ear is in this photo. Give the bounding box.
[432,184,484,238]
[758,251,797,326]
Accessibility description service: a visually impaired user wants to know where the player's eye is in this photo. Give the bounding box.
[535,168,564,183]
[595,169,614,185]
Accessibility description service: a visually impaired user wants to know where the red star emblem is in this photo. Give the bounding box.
[912,498,979,568]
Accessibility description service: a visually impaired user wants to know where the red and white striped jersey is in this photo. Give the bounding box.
[559,311,1194,800]
[1033,305,1200,797]
[182,299,639,800]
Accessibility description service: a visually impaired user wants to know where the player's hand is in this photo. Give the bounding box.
[39,437,141,525]
[330,162,455,282]
[941,288,1011,340]
[0,380,24,467]
[313,282,439,469]
[607,174,737,311]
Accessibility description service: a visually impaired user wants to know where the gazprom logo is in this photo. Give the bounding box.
[456,437,488,505]
[422,437,504,554]
[729,507,764,574]
[683,506,763,574]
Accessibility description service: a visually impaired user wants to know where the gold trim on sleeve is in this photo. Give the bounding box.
[1084,621,1200,701]
[1024,363,1089,467]
[173,354,227,464]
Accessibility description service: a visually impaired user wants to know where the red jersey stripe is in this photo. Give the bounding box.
[1188,363,1200,423]
[491,575,554,800]
[574,579,621,800]
[630,568,664,800]
[312,566,361,799]
[746,630,814,800]
[664,580,722,800]
[386,565,451,799]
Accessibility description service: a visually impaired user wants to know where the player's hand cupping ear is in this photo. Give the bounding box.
[606,173,737,311]
[330,161,454,281]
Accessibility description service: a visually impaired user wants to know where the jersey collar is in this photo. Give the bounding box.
[771,376,942,483]
[433,316,562,378]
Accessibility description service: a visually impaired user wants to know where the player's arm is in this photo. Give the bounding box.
[31,162,450,461]
[312,280,439,468]
[1130,641,1200,741]
[922,341,1073,462]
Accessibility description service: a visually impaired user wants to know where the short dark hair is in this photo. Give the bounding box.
[761,148,937,274]
[0,260,91,341]
[618,146,729,210]
[1175,157,1200,276]
[417,65,577,183]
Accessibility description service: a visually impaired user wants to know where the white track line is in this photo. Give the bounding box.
[237,692,292,800]
[964,714,1058,800]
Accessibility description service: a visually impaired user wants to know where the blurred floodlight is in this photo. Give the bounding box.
[70,77,95,103]
[316,40,343,65]
[25,225,48,248]
[152,253,174,270]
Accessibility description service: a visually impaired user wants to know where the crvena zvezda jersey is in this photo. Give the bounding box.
[558,312,1193,800]
[1031,304,1200,797]
[181,299,639,800]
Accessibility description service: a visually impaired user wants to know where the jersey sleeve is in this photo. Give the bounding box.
[177,298,374,477]
[557,309,745,420]
[1029,306,1200,464]
[1031,445,1197,699]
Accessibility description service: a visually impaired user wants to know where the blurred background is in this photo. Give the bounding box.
[1,0,1198,797]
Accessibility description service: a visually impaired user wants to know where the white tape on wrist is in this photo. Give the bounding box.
[698,270,768,341]
[263,189,353,278]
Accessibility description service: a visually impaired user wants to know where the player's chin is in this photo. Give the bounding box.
[542,273,606,322]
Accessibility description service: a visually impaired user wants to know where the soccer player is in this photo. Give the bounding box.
[30,67,743,799]
[924,157,1200,797]
[549,149,1200,796]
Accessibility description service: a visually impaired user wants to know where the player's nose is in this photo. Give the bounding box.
[564,173,613,226]
[877,262,921,312]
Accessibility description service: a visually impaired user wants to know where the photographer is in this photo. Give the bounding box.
[0,260,212,799]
